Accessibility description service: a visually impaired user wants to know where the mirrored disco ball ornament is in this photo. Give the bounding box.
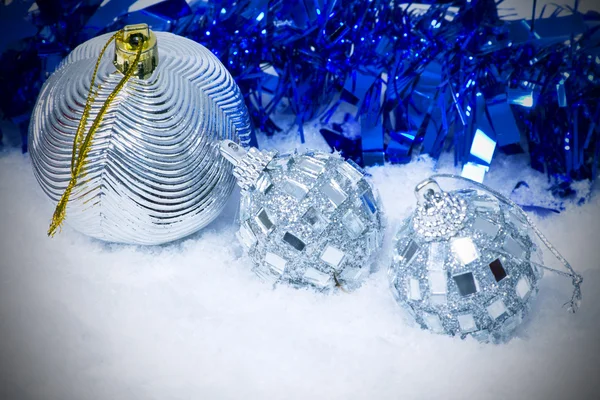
[220,141,384,291]
[29,24,252,245]
[389,175,582,343]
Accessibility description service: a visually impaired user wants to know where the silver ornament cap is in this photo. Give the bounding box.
[412,179,468,240]
[220,141,384,291]
[220,140,277,191]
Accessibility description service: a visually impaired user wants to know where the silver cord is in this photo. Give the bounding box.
[429,173,583,312]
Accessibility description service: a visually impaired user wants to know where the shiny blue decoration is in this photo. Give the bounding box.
[0,0,599,189]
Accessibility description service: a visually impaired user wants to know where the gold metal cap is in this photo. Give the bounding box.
[113,24,158,79]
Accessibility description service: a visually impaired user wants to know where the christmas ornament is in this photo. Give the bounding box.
[220,140,384,291]
[389,174,582,343]
[29,24,253,245]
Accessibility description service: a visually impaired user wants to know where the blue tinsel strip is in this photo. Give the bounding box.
[0,0,599,188]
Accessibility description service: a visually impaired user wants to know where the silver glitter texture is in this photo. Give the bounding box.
[389,179,543,343]
[227,145,384,291]
[29,31,252,245]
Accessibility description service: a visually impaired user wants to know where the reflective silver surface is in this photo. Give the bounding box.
[29,31,252,245]
[389,183,543,343]
[231,149,385,292]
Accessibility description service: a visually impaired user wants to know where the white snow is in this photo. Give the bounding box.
[1,120,600,399]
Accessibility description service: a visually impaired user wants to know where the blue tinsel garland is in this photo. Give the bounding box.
[0,0,599,189]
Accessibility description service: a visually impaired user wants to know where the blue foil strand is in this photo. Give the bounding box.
[0,0,599,192]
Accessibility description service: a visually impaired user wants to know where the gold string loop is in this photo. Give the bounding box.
[48,29,145,237]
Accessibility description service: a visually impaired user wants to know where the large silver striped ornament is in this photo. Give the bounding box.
[29,31,252,245]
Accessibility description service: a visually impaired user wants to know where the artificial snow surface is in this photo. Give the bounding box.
[1,121,600,400]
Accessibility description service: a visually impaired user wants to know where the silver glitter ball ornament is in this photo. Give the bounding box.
[220,141,384,291]
[389,178,545,343]
[29,25,252,245]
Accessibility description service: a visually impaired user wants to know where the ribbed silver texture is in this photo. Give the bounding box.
[29,31,252,245]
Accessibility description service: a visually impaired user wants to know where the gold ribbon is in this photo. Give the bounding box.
[48,30,145,237]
